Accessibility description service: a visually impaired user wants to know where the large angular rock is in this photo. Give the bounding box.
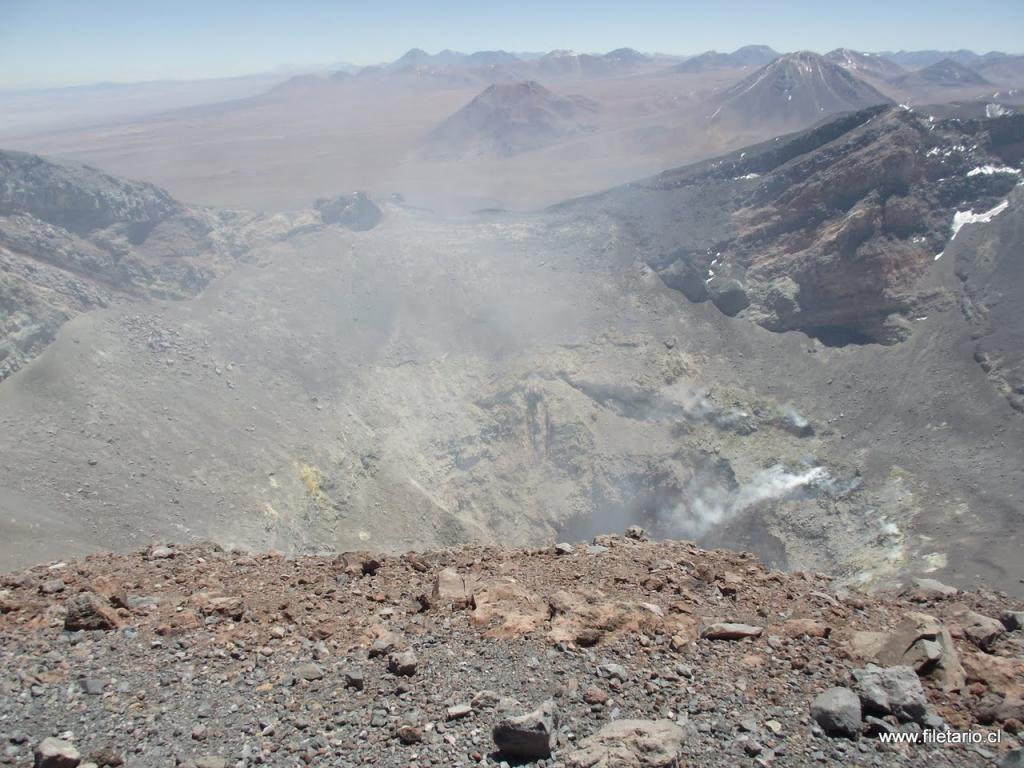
[294,662,324,682]
[1002,611,1024,632]
[33,737,80,768]
[962,651,1024,698]
[565,719,686,767]
[978,696,1024,726]
[338,550,382,576]
[877,612,965,691]
[951,606,1005,651]
[706,276,750,316]
[63,592,120,631]
[700,622,763,640]
[810,687,862,738]
[313,192,382,231]
[470,581,548,637]
[493,701,559,760]
[431,568,481,609]
[852,664,929,724]
[547,589,683,648]
[905,578,958,601]
[846,631,889,661]
[387,650,418,677]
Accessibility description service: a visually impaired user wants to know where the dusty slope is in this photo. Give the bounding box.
[0,185,1022,597]
[1,109,1023,598]
[0,537,1022,766]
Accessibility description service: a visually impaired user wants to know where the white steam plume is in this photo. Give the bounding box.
[673,465,828,537]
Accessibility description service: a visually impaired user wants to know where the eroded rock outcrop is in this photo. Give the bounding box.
[313,192,382,231]
[0,148,318,380]
[592,107,1024,346]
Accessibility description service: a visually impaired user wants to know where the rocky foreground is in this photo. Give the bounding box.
[1,531,1022,767]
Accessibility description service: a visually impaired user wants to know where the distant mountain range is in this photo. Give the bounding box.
[879,49,1009,70]
[824,49,906,79]
[674,46,780,73]
[257,45,1024,98]
[893,58,992,89]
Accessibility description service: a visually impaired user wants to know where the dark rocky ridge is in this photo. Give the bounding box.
[953,187,1024,412]
[0,149,319,381]
[314,192,383,231]
[573,106,1024,345]
[0,149,180,238]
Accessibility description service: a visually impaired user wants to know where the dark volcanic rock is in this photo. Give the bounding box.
[492,700,559,759]
[0,150,179,236]
[313,192,382,231]
[810,687,862,738]
[63,591,120,631]
[387,649,418,676]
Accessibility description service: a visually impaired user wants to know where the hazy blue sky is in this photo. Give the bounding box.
[1,0,1022,88]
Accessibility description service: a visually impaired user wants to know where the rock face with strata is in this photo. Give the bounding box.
[953,182,1024,412]
[587,107,1024,346]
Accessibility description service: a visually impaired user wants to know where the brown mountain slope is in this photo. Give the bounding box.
[424,81,601,158]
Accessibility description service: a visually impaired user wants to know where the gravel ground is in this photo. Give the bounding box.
[1,534,1022,767]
